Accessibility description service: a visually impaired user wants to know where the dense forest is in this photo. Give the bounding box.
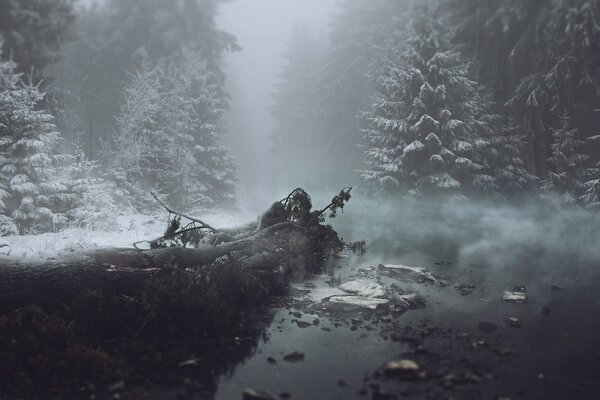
[272,0,600,205]
[0,0,599,237]
[0,0,237,234]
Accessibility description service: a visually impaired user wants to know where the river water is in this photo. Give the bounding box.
[214,197,600,399]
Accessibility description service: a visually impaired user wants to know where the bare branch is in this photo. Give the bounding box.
[150,192,218,233]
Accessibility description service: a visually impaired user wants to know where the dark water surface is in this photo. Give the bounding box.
[215,199,600,399]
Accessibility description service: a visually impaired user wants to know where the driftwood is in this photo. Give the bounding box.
[0,188,351,314]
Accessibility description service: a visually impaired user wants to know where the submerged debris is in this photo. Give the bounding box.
[442,371,482,386]
[293,320,312,328]
[378,264,447,287]
[388,292,427,310]
[283,351,305,363]
[454,283,476,296]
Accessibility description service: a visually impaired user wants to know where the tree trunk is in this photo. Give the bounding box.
[0,222,313,313]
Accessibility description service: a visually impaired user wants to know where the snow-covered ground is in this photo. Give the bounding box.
[0,209,254,261]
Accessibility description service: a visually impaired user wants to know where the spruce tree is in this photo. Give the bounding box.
[580,134,600,209]
[0,0,75,82]
[110,50,235,209]
[362,10,497,198]
[0,54,72,233]
[541,112,588,205]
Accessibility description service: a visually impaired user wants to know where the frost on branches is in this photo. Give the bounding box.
[361,12,501,199]
[108,50,236,210]
[0,54,72,234]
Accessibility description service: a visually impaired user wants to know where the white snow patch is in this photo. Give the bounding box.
[339,279,386,298]
[290,275,346,302]
[0,209,252,261]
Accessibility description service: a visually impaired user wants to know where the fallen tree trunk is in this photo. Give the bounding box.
[0,222,312,313]
[0,188,350,314]
[0,188,352,397]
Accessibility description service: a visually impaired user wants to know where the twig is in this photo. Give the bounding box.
[315,186,353,219]
[133,225,213,249]
[151,192,218,233]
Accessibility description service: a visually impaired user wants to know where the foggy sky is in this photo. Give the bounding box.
[217,0,339,210]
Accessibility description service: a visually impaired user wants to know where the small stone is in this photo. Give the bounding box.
[502,290,527,303]
[294,320,311,328]
[279,392,291,399]
[108,381,125,392]
[496,348,512,357]
[283,351,305,363]
[337,379,347,387]
[383,359,425,380]
[454,283,476,296]
[550,285,566,292]
[242,388,275,400]
[506,317,521,328]
[266,356,277,364]
[178,358,200,367]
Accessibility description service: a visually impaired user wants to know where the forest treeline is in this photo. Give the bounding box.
[271,0,600,206]
[0,0,237,234]
[0,0,599,236]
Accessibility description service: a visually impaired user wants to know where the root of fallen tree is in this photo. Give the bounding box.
[0,187,351,397]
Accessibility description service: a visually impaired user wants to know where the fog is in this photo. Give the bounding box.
[217,0,339,211]
[2,0,600,398]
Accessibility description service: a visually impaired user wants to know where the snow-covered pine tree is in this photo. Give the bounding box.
[110,50,235,209]
[160,50,236,207]
[580,134,600,209]
[541,112,588,205]
[362,9,497,198]
[63,142,134,230]
[0,52,73,233]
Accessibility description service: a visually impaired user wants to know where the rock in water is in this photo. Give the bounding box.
[454,283,476,296]
[502,290,527,303]
[327,295,389,310]
[339,279,386,298]
[378,264,447,286]
[283,351,305,363]
[383,359,425,380]
[242,389,275,400]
